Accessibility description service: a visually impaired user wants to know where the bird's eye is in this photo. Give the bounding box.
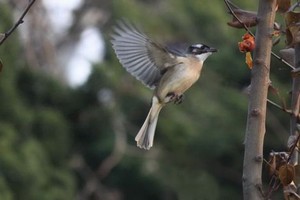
[200,45,208,50]
[192,48,198,53]
[188,45,208,54]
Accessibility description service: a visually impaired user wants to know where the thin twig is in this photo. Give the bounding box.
[224,0,295,70]
[271,52,295,70]
[0,0,36,46]
[267,176,281,199]
[287,133,300,163]
[267,99,292,114]
[267,99,300,119]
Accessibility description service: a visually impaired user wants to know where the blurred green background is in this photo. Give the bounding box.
[0,0,291,199]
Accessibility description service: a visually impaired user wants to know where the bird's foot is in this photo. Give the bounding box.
[174,94,184,104]
[166,93,184,104]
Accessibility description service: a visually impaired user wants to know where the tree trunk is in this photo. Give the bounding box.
[242,0,277,199]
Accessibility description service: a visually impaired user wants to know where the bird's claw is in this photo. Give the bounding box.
[166,93,184,104]
[174,94,184,104]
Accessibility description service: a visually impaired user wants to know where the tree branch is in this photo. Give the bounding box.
[0,0,36,46]
[242,0,277,199]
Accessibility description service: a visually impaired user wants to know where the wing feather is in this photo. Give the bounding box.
[111,20,177,89]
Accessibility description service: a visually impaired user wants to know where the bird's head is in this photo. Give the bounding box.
[187,44,217,62]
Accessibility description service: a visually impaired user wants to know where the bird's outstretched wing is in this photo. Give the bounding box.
[111,20,178,89]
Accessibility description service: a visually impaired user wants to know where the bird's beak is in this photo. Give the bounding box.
[208,47,217,53]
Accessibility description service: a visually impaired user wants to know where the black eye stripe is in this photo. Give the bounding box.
[187,44,210,54]
[200,45,208,50]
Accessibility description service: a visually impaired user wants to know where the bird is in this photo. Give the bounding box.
[111,20,217,150]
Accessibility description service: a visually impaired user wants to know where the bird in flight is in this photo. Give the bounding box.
[111,20,217,150]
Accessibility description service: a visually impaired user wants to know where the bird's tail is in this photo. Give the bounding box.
[135,96,163,150]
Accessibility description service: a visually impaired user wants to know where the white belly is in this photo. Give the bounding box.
[155,64,200,101]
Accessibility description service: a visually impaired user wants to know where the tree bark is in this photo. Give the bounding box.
[242,0,277,199]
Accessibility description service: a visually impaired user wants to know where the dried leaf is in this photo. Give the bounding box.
[245,52,253,69]
[268,154,277,176]
[285,11,300,47]
[277,0,291,13]
[280,48,295,66]
[237,33,255,69]
[279,164,295,186]
[286,11,300,26]
[238,33,255,52]
[293,165,300,185]
[226,0,258,28]
[289,26,300,44]
[268,152,289,176]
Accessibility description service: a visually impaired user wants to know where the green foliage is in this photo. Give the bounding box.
[0,6,76,196]
[0,0,291,199]
[104,157,165,200]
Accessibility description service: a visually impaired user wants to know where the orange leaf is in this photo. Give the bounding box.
[245,52,253,69]
[238,33,255,52]
[242,33,253,40]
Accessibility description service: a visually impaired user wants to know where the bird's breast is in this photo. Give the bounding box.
[155,59,203,102]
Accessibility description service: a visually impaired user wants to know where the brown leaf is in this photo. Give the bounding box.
[226,0,281,30]
[289,26,300,44]
[293,165,300,185]
[227,12,257,28]
[226,0,258,28]
[279,164,295,186]
[286,11,300,26]
[285,11,300,47]
[280,48,295,66]
[277,0,291,13]
[267,152,289,176]
[268,154,277,176]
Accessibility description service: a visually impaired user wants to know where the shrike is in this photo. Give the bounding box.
[111,21,217,150]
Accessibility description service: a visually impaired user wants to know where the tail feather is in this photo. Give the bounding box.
[135,96,163,150]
